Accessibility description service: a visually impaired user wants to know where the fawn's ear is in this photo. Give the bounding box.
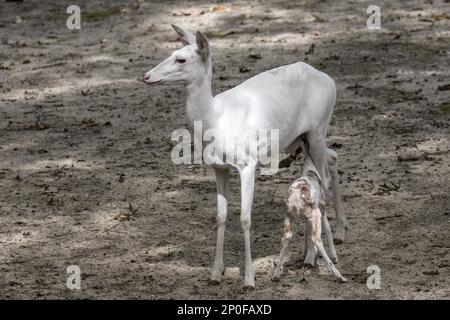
[171,24,196,45]
[196,31,210,62]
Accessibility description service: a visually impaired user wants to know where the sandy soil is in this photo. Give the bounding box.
[0,0,449,299]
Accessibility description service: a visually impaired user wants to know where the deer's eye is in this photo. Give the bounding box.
[175,58,186,64]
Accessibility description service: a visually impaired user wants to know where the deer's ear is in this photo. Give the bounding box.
[196,31,210,62]
[171,24,196,45]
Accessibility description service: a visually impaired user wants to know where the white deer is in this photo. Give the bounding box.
[143,25,346,289]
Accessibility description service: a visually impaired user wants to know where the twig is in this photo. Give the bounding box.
[375,214,404,221]
[32,62,65,70]
[128,202,137,215]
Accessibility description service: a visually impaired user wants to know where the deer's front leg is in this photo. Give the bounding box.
[210,167,230,284]
[239,165,256,289]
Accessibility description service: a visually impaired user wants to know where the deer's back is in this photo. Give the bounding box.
[213,62,336,149]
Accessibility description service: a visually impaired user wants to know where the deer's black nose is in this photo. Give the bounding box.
[143,74,150,82]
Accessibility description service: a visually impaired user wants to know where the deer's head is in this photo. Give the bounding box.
[143,25,210,86]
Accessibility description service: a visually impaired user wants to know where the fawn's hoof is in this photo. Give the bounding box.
[271,270,282,282]
[337,276,348,283]
[303,256,316,267]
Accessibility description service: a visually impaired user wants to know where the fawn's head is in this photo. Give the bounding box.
[143,25,211,86]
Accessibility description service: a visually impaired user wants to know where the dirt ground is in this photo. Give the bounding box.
[0,0,449,300]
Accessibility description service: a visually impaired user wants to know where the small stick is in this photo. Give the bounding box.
[32,62,65,70]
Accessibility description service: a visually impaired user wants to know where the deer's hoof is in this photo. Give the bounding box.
[210,269,223,284]
[337,276,348,283]
[243,284,255,292]
[243,271,255,290]
[209,279,221,285]
[333,227,346,245]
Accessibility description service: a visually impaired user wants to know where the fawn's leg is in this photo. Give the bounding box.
[312,239,347,283]
[301,221,309,261]
[309,209,347,283]
[320,203,338,263]
[272,214,294,281]
[304,219,317,267]
[210,167,230,283]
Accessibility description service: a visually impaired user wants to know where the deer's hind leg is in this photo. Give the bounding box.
[327,149,347,244]
[307,130,331,191]
[320,202,338,263]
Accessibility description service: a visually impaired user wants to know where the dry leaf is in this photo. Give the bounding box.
[172,10,192,16]
[248,53,262,59]
[438,84,450,91]
[312,14,328,23]
[239,65,250,73]
[210,5,225,13]
[198,5,226,15]
[113,212,131,221]
[38,36,58,45]
[431,13,449,21]
[28,121,49,130]
[208,30,235,38]
[81,118,97,127]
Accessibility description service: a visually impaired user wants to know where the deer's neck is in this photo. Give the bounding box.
[185,62,217,130]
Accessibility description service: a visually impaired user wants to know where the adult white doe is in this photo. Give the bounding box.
[143,25,346,289]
